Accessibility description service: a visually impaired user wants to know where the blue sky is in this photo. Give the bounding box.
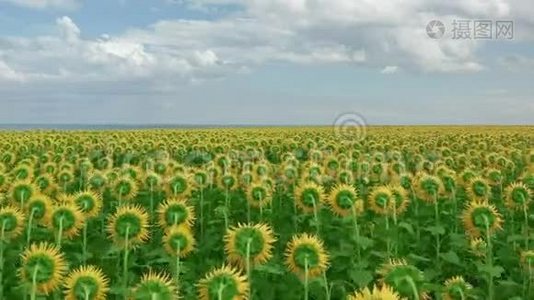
[0,0,532,125]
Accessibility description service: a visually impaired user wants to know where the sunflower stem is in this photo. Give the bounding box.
[26,208,36,249]
[224,187,229,231]
[82,222,88,264]
[246,237,252,299]
[524,204,529,250]
[56,216,64,248]
[200,187,205,241]
[312,195,321,236]
[304,256,309,300]
[123,225,130,300]
[351,206,361,261]
[175,247,181,295]
[404,275,420,300]
[484,216,494,300]
[434,197,441,267]
[0,221,6,300]
[216,282,227,300]
[30,265,39,300]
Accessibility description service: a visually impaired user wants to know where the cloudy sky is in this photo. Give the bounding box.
[0,0,532,125]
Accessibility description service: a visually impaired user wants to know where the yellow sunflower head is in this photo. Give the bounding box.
[197,264,249,300]
[224,223,276,268]
[107,204,150,248]
[347,284,401,300]
[11,164,34,181]
[466,177,491,202]
[63,265,110,300]
[87,170,108,192]
[328,184,359,217]
[164,173,191,197]
[34,174,58,195]
[462,201,503,238]
[47,202,85,240]
[415,174,443,202]
[0,205,25,240]
[378,258,429,300]
[192,169,210,189]
[163,224,196,258]
[142,171,162,190]
[285,233,329,279]
[72,190,103,219]
[368,186,393,216]
[8,180,37,207]
[294,182,325,214]
[132,270,178,300]
[388,185,410,216]
[469,237,487,258]
[247,181,272,208]
[26,194,53,223]
[442,276,472,300]
[157,197,195,229]
[520,250,534,272]
[505,182,532,210]
[19,242,68,295]
[112,176,139,202]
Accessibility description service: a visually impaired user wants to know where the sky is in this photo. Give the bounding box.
[0,0,533,125]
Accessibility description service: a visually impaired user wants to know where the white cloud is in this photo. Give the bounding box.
[381,65,399,74]
[1,0,533,88]
[0,0,80,9]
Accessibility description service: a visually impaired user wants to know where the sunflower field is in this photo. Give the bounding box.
[0,126,533,300]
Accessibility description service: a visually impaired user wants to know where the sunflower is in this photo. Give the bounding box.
[8,180,37,208]
[368,186,393,216]
[246,182,272,208]
[34,174,57,195]
[505,182,532,210]
[131,270,178,300]
[11,164,34,181]
[388,185,410,216]
[0,205,25,240]
[378,258,429,299]
[63,265,110,300]
[462,201,503,238]
[469,238,487,258]
[107,204,150,248]
[294,182,325,213]
[157,197,195,229]
[197,265,249,300]
[57,169,75,190]
[414,174,443,203]
[47,202,85,241]
[72,190,103,219]
[442,276,472,300]
[87,170,107,192]
[466,177,491,202]
[26,194,53,224]
[112,177,139,202]
[163,225,196,258]
[520,250,534,272]
[19,242,68,295]
[328,184,359,217]
[224,223,276,268]
[347,284,401,300]
[220,172,238,191]
[285,233,329,279]
[164,173,191,197]
[142,171,162,191]
[192,169,209,189]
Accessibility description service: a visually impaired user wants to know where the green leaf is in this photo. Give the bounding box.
[398,222,414,235]
[425,225,445,235]
[349,269,373,288]
[478,265,505,278]
[440,251,462,266]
